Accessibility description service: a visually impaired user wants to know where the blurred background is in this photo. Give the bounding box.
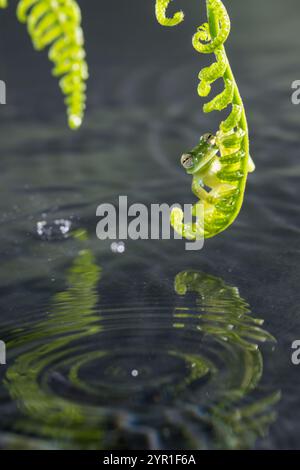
[0,0,299,450]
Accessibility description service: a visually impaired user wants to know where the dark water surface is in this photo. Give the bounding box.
[0,0,299,449]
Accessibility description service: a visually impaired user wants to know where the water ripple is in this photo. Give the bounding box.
[0,236,280,450]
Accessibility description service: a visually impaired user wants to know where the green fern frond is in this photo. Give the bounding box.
[155,0,184,27]
[17,0,88,129]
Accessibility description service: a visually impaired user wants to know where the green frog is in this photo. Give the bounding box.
[181,132,255,204]
[180,133,221,203]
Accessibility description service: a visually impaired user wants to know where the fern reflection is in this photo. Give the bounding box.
[173,270,280,449]
[3,251,280,449]
[4,229,104,446]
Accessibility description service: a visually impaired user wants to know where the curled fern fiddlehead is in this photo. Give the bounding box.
[155,0,184,26]
[16,0,88,129]
[156,0,255,239]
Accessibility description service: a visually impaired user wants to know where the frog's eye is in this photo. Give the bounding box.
[181,153,194,169]
[202,133,216,146]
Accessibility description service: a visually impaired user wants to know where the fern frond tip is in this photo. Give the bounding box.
[17,0,88,129]
[155,0,184,27]
[68,114,82,130]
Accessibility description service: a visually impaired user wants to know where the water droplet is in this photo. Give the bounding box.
[110,241,125,254]
[131,369,139,377]
[36,219,72,241]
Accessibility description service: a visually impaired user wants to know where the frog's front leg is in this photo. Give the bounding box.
[192,176,212,202]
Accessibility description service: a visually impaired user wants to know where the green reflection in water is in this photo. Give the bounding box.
[173,271,281,449]
[3,243,280,449]
[4,229,104,447]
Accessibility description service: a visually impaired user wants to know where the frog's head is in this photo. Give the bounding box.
[180,133,218,174]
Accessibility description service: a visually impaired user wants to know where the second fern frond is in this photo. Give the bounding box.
[15,0,88,129]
